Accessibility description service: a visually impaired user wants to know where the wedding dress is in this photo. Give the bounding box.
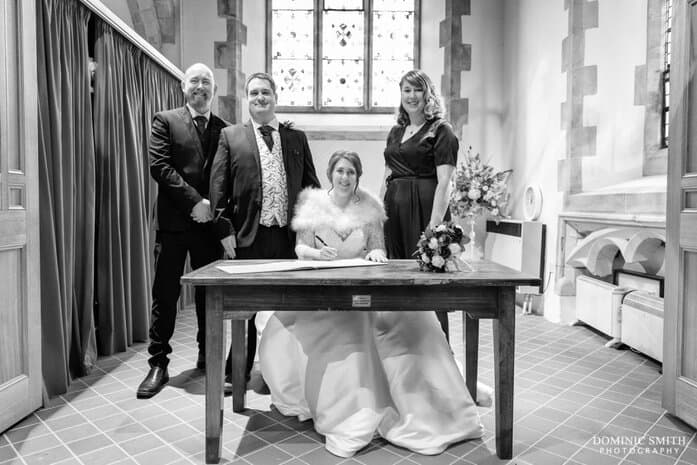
[257,188,483,457]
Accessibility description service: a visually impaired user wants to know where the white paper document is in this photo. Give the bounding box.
[216,258,387,275]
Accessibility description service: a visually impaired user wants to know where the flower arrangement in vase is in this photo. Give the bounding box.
[414,222,471,272]
[449,148,512,260]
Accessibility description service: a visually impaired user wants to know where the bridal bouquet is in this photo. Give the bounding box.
[414,222,470,272]
[449,148,512,219]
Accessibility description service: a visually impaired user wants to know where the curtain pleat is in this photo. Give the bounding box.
[93,21,184,355]
[37,0,184,395]
[93,22,144,354]
[37,0,97,396]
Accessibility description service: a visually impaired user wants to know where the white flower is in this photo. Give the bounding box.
[492,208,499,216]
[431,255,445,268]
[421,253,430,263]
[490,200,497,207]
[436,224,447,232]
[482,185,488,191]
[467,189,481,200]
[448,243,461,254]
[429,238,439,249]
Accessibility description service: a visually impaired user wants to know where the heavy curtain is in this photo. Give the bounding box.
[37,0,183,396]
[93,21,183,355]
[37,0,98,396]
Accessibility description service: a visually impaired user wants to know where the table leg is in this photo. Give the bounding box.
[205,287,225,464]
[464,312,479,402]
[230,319,247,412]
[493,287,515,459]
[462,311,479,402]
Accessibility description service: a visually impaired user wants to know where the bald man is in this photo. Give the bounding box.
[138,63,229,398]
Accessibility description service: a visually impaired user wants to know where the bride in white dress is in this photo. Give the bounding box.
[257,151,483,458]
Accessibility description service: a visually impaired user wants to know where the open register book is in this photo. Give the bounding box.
[216,258,387,275]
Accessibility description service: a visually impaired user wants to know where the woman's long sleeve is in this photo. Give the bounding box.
[295,229,318,259]
[365,221,386,253]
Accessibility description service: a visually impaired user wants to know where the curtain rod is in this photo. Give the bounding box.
[79,0,184,80]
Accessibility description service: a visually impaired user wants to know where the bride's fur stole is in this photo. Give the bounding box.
[291,187,387,235]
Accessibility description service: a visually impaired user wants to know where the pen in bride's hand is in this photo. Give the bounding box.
[315,235,328,247]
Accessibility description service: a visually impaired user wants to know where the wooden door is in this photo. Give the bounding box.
[0,0,41,432]
[663,0,697,429]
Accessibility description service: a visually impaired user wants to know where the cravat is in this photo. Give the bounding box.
[193,115,207,134]
[258,125,274,151]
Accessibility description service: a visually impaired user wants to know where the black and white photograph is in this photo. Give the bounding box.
[0,0,695,464]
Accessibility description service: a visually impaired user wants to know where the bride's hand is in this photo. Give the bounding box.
[365,249,387,263]
[318,246,338,261]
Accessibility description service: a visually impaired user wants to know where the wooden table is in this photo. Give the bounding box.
[181,259,540,463]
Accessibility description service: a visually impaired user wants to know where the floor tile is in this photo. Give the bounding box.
[22,444,74,465]
[224,433,271,458]
[354,441,403,465]
[4,423,52,444]
[78,444,130,465]
[0,446,18,463]
[570,446,626,465]
[608,414,656,434]
[65,433,114,455]
[517,446,567,465]
[53,422,100,443]
[563,414,607,435]
[2,310,694,465]
[120,433,167,456]
[12,434,61,456]
[275,433,322,456]
[624,451,679,465]
[297,446,346,464]
[132,444,184,464]
[533,435,581,458]
[243,444,292,465]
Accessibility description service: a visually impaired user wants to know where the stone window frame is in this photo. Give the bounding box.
[265,0,421,114]
[561,0,670,215]
[639,0,671,176]
[660,0,672,149]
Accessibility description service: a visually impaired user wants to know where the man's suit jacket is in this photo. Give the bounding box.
[209,121,321,248]
[149,107,228,232]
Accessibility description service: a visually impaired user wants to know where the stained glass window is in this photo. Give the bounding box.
[268,0,419,111]
[325,0,363,8]
[270,3,315,107]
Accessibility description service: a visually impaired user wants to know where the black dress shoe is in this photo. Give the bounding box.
[196,350,205,370]
[136,366,169,399]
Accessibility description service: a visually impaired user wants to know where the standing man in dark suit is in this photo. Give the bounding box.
[137,63,228,399]
[209,72,321,382]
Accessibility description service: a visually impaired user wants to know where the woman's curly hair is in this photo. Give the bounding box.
[396,69,444,126]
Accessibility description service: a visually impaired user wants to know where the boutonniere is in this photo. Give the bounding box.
[281,119,295,129]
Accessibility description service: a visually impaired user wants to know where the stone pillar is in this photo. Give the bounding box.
[440,0,471,137]
[126,0,180,66]
[559,0,598,195]
[127,0,163,49]
[215,0,247,123]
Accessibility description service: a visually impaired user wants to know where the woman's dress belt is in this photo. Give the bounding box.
[388,175,437,181]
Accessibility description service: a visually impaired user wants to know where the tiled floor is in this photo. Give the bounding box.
[1,308,696,465]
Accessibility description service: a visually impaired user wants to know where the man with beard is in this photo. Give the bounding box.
[137,63,228,398]
[209,72,320,385]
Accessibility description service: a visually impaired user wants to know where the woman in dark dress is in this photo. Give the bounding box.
[381,69,457,339]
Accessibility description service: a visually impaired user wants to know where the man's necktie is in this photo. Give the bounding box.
[259,125,274,152]
[194,116,207,134]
